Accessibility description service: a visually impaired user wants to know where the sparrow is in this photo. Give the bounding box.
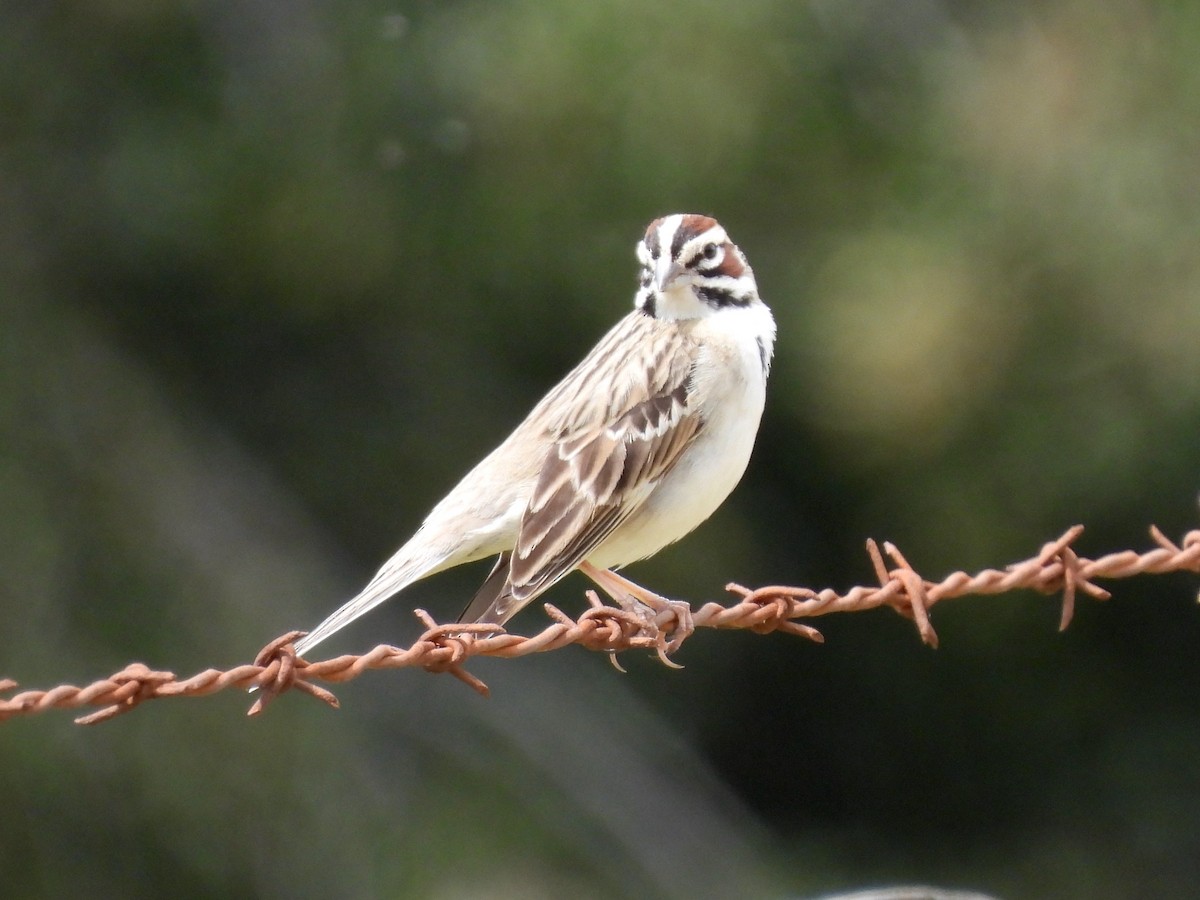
[292,214,775,657]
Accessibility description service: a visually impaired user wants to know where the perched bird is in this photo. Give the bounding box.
[292,214,775,657]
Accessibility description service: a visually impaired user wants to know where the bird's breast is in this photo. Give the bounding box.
[589,319,770,568]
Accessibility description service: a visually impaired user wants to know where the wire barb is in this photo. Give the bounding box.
[2,524,1198,725]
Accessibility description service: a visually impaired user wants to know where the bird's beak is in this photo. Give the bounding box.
[654,255,685,293]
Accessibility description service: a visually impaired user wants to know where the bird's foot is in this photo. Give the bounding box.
[578,562,694,664]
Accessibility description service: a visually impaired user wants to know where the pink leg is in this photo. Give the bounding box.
[578,561,694,654]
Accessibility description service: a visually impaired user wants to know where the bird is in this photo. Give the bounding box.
[291,213,775,658]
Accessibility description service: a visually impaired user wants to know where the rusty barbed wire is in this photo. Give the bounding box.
[2,524,1198,726]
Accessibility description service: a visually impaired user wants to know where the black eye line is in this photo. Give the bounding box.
[684,245,715,270]
[685,242,721,269]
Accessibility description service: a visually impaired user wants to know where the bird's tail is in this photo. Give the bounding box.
[292,536,444,657]
[457,551,514,624]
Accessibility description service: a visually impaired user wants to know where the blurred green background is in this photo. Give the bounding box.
[3,2,1200,897]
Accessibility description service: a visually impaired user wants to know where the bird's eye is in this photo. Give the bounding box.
[702,243,719,260]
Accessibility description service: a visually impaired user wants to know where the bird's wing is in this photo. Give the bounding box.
[459,317,703,624]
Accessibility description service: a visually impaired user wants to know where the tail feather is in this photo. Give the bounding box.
[456,549,581,627]
[457,551,513,624]
[292,534,453,657]
[292,575,415,657]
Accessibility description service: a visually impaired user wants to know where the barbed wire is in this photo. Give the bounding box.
[2,524,1198,726]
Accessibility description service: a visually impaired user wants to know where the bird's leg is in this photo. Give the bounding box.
[578,561,694,654]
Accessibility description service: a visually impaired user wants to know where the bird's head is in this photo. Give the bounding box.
[634,214,760,320]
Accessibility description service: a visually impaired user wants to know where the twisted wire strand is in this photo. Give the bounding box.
[3,524,1198,726]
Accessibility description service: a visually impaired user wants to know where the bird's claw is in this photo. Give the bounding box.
[609,591,693,666]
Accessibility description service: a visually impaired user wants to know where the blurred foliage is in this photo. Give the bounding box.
[3,1,1200,897]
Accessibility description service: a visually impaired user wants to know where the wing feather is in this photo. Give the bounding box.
[462,318,704,624]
